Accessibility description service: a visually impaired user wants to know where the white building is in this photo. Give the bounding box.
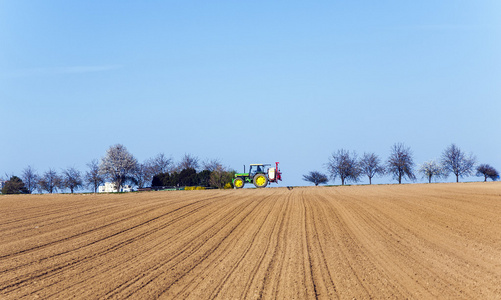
[98,182,133,193]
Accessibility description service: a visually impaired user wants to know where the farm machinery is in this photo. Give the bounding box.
[233,162,282,188]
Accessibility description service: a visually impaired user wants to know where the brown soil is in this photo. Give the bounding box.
[1,182,500,299]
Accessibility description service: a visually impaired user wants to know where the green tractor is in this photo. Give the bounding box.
[232,162,282,188]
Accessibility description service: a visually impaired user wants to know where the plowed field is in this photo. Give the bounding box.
[1,183,500,299]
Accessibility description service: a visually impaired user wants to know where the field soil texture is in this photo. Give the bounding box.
[1,182,500,299]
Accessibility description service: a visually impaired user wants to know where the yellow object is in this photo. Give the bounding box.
[184,186,205,191]
[234,178,244,188]
[254,175,267,187]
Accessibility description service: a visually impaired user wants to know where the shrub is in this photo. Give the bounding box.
[152,172,170,186]
[178,168,197,186]
[1,176,29,194]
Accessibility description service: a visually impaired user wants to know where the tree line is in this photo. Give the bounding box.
[0,144,235,194]
[303,143,499,186]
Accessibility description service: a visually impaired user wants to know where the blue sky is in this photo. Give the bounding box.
[1,1,500,187]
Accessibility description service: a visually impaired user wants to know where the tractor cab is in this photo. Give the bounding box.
[249,164,269,176]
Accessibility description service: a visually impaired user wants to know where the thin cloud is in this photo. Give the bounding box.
[1,65,122,78]
[410,24,480,31]
[383,24,483,32]
[55,65,122,74]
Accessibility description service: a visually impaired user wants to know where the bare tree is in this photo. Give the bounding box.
[85,159,104,193]
[150,153,173,174]
[177,153,200,171]
[359,152,385,184]
[202,158,223,172]
[38,169,62,193]
[21,165,39,194]
[419,160,444,183]
[132,161,155,189]
[387,143,416,184]
[62,167,83,193]
[327,149,360,185]
[303,171,329,186]
[440,144,476,183]
[476,164,499,182]
[99,144,138,192]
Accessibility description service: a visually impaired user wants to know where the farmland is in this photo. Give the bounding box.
[1,183,500,299]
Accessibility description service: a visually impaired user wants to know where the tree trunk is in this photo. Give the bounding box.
[115,179,122,192]
[369,177,372,185]
[428,174,432,183]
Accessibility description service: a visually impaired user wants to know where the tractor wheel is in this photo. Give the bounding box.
[253,174,268,188]
[234,177,245,189]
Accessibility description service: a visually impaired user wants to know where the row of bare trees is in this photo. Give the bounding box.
[6,166,87,194]
[304,143,498,186]
[1,144,233,194]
